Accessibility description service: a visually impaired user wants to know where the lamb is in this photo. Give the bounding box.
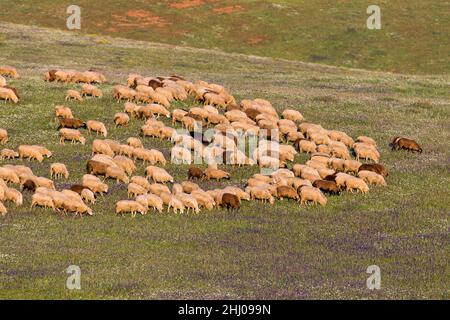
[54,105,73,119]
[345,176,369,193]
[86,120,107,137]
[0,87,19,103]
[50,163,69,179]
[65,90,83,101]
[0,66,19,78]
[18,145,44,163]
[114,113,130,126]
[106,166,129,184]
[59,128,86,145]
[146,166,174,184]
[276,186,299,200]
[127,137,143,149]
[31,193,55,211]
[358,170,387,186]
[116,200,147,217]
[0,149,18,160]
[0,129,9,144]
[203,168,230,181]
[358,163,389,177]
[312,180,340,195]
[391,137,422,153]
[298,186,327,206]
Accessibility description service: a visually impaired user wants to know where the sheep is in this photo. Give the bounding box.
[127,137,143,149]
[81,189,96,204]
[92,139,114,157]
[61,189,84,203]
[0,75,6,87]
[0,129,8,144]
[181,181,200,194]
[113,156,136,176]
[127,183,148,198]
[358,163,389,177]
[282,109,304,123]
[118,144,134,158]
[171,146,192,164]
[116,200,147,217]
[149,183,171,196]
[147,103,171,118]
[22,179,37,192]
[391,137,422,153]
[82,177,108,195]
[145,166,173,184]
[50,163,69,179]
[175,193,200,214]
[203,168,230,181]
[59,128,86,145]
[86,160,109,176]
[4,187,23,206]
[0,149,18,160]
[356,136,377,147]
[345,176,369,193]
[32,177,55,190]
[58,117,86,130]
[354,145,379,163]
[312,180,340,195]
[295,139,316,154]
[18,145,44,163]
[54,105,73,119]
[335,172,353,188]
[63,199,93,217]
[80,84,102,98]
[31,193,55,211]
[0,87,19,103]
[276,186,299,201]
[106,166,129,184]
[328,157,346,171]
[86,120,107,137]
[136,194,163,213]
[221,193,240,211]
[148,149,166,166]
[113,85,136,102]
[0,167,20,184]
[114,113,130,127]
[328,130,354,147]
[0,66,19,78]
[358,170,387,186]
[65,90,83,101]
[124,102,139,116]
[188,167,203,180]
[343,159,362,173]
[172,109,189,125]
[248,187,275,204]
[0,201,7,216]
[150,91,171,108]
[298,186,327,206]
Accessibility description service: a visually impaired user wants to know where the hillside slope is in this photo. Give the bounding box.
[0,1,448,74]
[0,23,449,299]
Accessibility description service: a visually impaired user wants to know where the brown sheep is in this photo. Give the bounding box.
[391,137,422,153]
[221,193,240,211]
[276,186,299,200]
[86,160,109,176]
[312,180,341,195]
[358,163,389,177]
[188,167,203,180]
[22,179,37,192]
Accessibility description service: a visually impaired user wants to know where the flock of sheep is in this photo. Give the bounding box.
[0,65,423,217]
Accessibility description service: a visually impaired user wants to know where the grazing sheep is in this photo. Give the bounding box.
[116,200,147,217]
[92,139,114,156]
[203,168,230,181]
[50,163,69,179]
[276,186,299,200]
[86,160,109,176]
[149,183,171,196]
[0,201,7,216]
[358,170,387,186]
[130,176,151,191]
[81,189,96,204]
[295,139,316,154]
[328,157,346,171]
[31,193,55,211]
[0,87,19,103]
[282,109,304,122]
[358,163,389,177]
[113,156,136,175]
[188,166,203,180]
[105,166,129,184]
[59,128,86,145]
[221,193,240,211]
[343,159,362,174]
[312,180,341,195]
[356,136,377,147]
[65,90,83,101]
[18,145,44,163]
[145,166,173,184]
[58,117,86,130]
[298,186,327,206]
[4,187,23,206]
[168,196,185,214]
[54,105,74,119]
[354,145,379,163]
[171,146,192,164]
[137,194,163,213]
[1,149,18,160]
[0,129,8,144]
[82,176,108,195]
[126,137,143,149]
[345,176,369,193]
[0,66,19,78]
[80,84,102,98]
[391,137,422,153]
[63,199,93,217]
[22,179,37,192]
[248,187,275,204]
[114,113,130,126]
[127,183,148,198]
[86,120,107,137]
[0,167,20,184]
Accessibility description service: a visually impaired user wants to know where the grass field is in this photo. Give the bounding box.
[0,1,449,74]
[0,22,449,299]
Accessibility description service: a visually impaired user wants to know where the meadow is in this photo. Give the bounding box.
[0,22,449,299]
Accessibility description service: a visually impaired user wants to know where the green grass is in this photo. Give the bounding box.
[0,23,449,299]
[0,1,449,74]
